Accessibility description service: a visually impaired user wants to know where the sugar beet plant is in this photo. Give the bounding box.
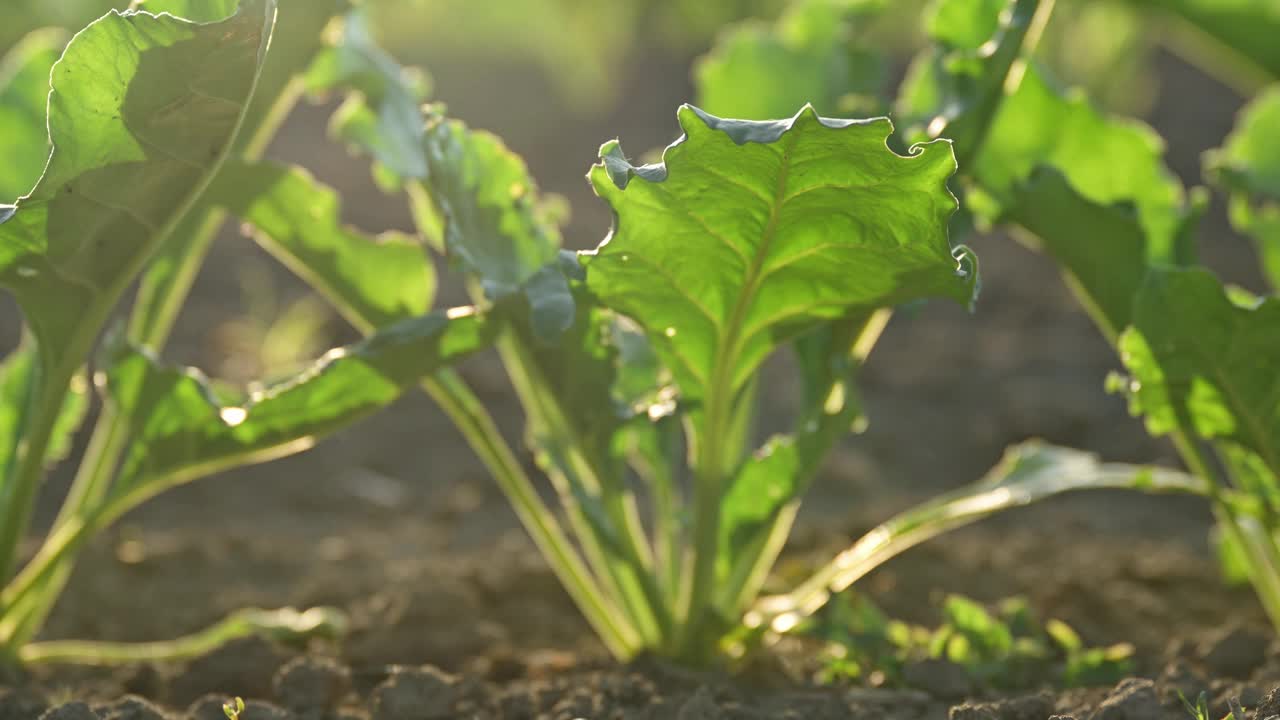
[222,0,1212,665]
[692,0,1280,640]
[0,0,1237,671]
[0,0,507,667]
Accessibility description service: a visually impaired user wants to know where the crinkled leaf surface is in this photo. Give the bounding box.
[1206,87,1280,290]
[0,29,66,202]
[108,308,495,503]
[424,117,563,300]
[305,8,428,181]
[694,0,886,120]
[0,1,275,371]
[584,105,975,401]
[209,160,434,332]
[1119,267,1280,479]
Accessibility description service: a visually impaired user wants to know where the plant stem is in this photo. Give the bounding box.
[420,370,642,657]
[1170,430,1280,627]
[4,78,311,653]
[716,309,892,618]
[0,355,83,586]
[19,606,345,666]
[752,445,1208,634]
[493,330,668,645]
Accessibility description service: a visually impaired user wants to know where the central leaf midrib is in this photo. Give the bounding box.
[709,130,799,400]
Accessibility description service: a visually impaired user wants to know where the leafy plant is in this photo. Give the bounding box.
[695,0,1280,645]
[7,0,1264,673]
[197,0,1218,667]
[0,0,497,667]
[804,593,1132,689]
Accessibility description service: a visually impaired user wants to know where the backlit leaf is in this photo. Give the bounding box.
[0,1,276,372]
[584,104,976,402]
[305,8,429,181]
[694,0,887,121]
[0,29,67,202]
[1119,267,1280,479]
[107,308,495,505]
[1205,86,1280,291]
[209,160,434,332]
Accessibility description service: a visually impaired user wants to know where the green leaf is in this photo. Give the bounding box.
[1205,86,1280,291]
[1119,267,1280,480]
[423,116,564,300]
[899,0,1052,167]
[973,65,1190,256]
[693,0,887,121]
[717,437,799,578]
[584,104,975,403]
[105,308,495,507]
[749,441,1207,635]
[0,0,276,373]
[0,29,67,202]
[942,595,1012,660]
[968,65,1197,336]
[208,160,434,332]
[305,8,429,181]
[927,0,1006,48]
[130,0,349,349]
[716,312,876,601]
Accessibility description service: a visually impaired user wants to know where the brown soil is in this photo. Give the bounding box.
[3,23,1274,720]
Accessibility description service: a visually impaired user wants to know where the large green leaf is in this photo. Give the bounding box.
[305,8,428,181]
[1118,267,1280,479]
[1205,86,1280,291]
[968,64,1196,336]
[973,65,1189,255]
[106,308,495,507]
[693,0,887,121]
[423,117,563,300]
[130,0,349,349]
[583,104,976,402]
[209,160,434,332]
[0,29,67,202]
[0,1,276,373]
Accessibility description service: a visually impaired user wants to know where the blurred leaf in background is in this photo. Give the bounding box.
[1,1,123,52]
[366,0,822,111]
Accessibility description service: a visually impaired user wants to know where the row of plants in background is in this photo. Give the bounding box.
[0,0,1276,673]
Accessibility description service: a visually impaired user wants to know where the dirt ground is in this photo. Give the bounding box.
[4,28,1277,720]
